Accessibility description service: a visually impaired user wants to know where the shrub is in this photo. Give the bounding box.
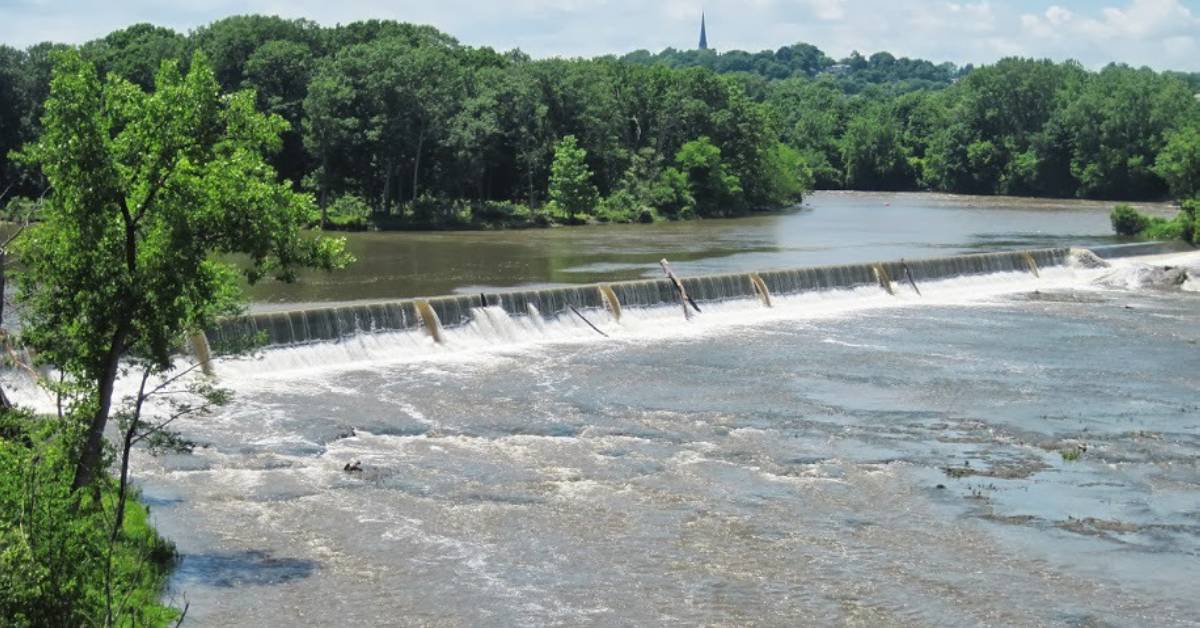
[1142,215,1185,241]
[471,201,534,227]
[324,194,372,230]
[1110,204,1149,236]
[1181,199,1198,244]
[0,409,179,626]
[596,190,646,223]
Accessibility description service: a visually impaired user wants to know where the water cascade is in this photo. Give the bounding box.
[188,332,214,376]
[414,300,444,344]
[1022,252,1040,278]
[872,264,895,296]
[749,273,772,308]
[599,285,622,322]
[205,247,1075,351]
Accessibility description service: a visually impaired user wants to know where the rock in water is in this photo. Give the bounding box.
[1069,248,1110,269]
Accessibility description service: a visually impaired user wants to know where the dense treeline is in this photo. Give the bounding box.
[2,16,1200,230]
[0,17,807,228]
[622,45,964,95]
[770,59,1200,199]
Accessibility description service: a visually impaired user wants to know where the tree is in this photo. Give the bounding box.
[12,50,349,492]
[675,136,742,216]
[243,39,317,185]
[1155,126,1200,200]
[79,23,189,89]
[1056,64,1195,199]
[547,135,598,220]
[840,103,911,190]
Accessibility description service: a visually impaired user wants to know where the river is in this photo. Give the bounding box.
[245,191,1173,306]
[11,192,1200,626]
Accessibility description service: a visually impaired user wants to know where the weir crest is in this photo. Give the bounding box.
[202,247,1087,353]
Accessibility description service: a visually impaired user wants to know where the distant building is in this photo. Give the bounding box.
[698,12,708,50]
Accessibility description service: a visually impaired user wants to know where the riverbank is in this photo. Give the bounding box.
[0,409,180,626]
[313,191,1182,233]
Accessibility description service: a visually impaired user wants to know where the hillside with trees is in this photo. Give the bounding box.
[2,16,1199,231]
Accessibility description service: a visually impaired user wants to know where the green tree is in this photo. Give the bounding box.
[840,103,911,190]
[243,39,317,185]
[12,50,349,492]
[79,23,189,89]
[1155,126,1200,200]
[1056,64,1195,199]
[547,135,599,220]
[675,136,743,216]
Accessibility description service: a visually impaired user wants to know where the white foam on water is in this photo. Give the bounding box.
[209,262,1106,384]
[4,250,1197,409]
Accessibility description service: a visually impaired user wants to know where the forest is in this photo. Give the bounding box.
[2,15,1199,231]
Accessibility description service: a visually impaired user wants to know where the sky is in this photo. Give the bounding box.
[0,0,1198,71]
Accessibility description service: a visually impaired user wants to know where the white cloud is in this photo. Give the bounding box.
[1078,0,1199,39]
[1045,5,1073,26]
[804,0,847,21]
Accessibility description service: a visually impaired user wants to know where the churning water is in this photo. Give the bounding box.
[44,246,1184,626]
[3,190,1197,626]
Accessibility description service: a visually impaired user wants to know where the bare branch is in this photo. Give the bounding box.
[131,400,218,447]
[2,223,27,249]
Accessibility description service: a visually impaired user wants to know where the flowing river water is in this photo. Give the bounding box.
[9,192,1200,626]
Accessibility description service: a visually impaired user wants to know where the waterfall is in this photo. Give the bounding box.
[872,264,895,295]
[188,332,214,376]
[1022,252,1040,278]
[414,300,444,344]
[207,247,1076,350]
[749,273,772,307]
[599,285,622,321]
[526,304,547,333]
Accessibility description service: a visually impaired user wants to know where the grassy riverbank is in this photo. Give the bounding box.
[0,409,180,627]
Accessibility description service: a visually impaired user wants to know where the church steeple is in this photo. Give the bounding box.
[698,12,708,50]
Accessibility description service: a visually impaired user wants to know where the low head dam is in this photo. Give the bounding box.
[202,243,1190,355]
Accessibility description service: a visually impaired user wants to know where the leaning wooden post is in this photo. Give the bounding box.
[900,259,922,296]
[660,259,701,320]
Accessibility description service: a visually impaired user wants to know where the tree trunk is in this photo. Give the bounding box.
[72,323,130,492]
[0,248,6,328]
[527,162,535,208]
[319,152,329,230]
[382,157,393,215]
[412,133,426,202]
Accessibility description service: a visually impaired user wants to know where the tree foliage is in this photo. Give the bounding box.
[547,135,598,221]
[2,18,1198,229]
[12,49,349,490]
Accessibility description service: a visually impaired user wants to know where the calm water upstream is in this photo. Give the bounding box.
[7,194,1197,626]
[247,191,1174,306]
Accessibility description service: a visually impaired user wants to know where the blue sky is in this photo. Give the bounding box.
[1,0,1198,71]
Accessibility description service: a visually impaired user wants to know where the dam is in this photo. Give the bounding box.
[205,247,1078,353]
